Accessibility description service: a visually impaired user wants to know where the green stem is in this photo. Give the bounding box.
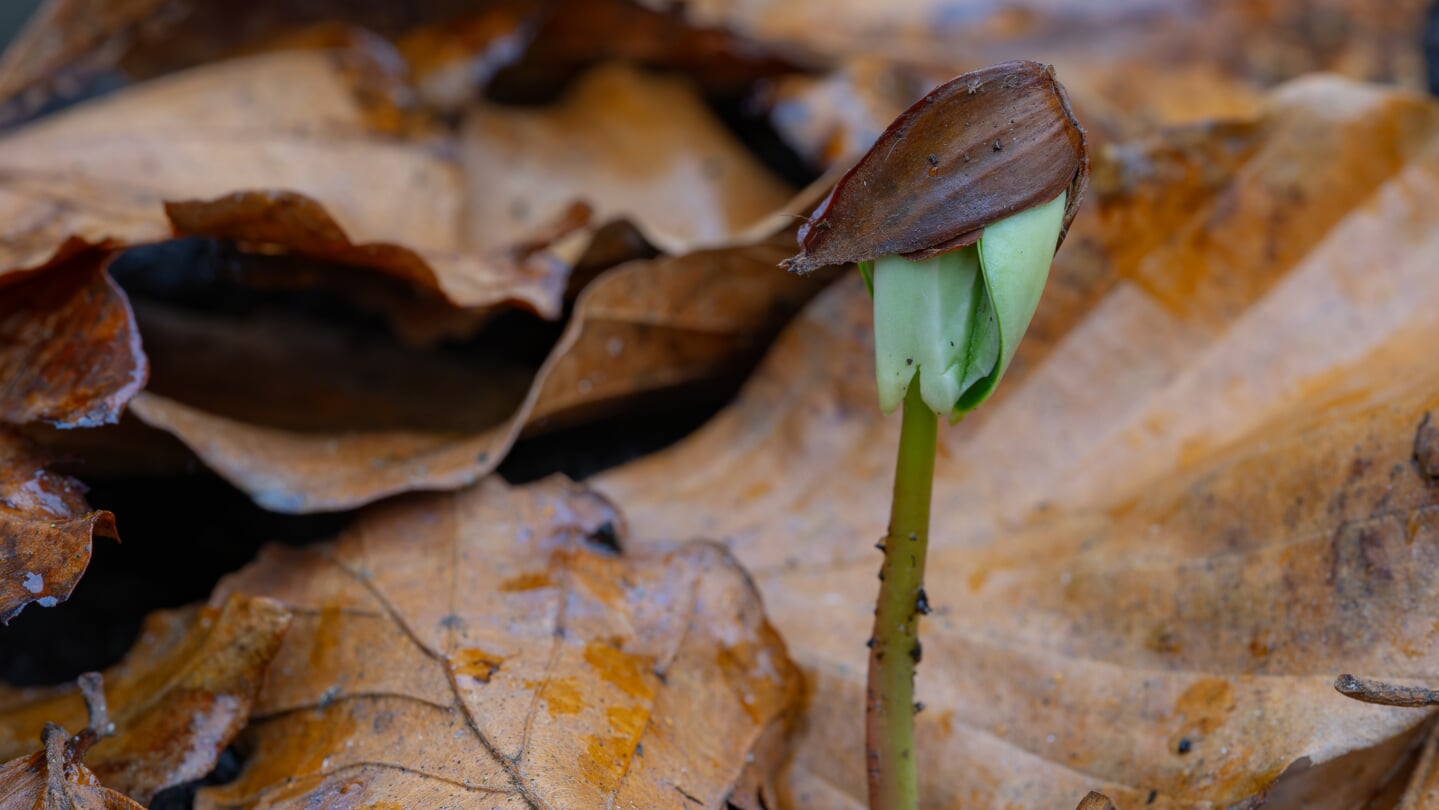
[867,377,938,810]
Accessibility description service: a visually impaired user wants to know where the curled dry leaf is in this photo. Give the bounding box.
[0,595,292,803]
[0,723,144,810]
[196,477,800,809]
[0,240,144,428]
[0,44,816,513]
[597,77,1439,806]
[0,430,117,624]
[126,186,827,512]
[0,48,567,319]
[783,59,1088,274]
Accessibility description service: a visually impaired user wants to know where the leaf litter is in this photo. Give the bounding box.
[3,2,1439,808]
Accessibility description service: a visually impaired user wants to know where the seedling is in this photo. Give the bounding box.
[784,60,1089,810]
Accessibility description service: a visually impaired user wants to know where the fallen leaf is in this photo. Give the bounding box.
[736,0,1428,165]
[0,0,162,124]
[463,62,793,259]
[758,57,942,170]
[490,0,807,100]
[195,476,800,808]
[0,595,291,803]
[0,430,117,624]
[0,41,820,512]
[124,192,825,512]
[0,47,568,319]
[0,240,144,428]
[0,0,548,124]
[525,232,827,431]
[1385,722,1439,809]
[0,0,809,129]
[0,723,144,810]
[595,76,1439,806]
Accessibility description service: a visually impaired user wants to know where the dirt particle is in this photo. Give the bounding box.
[1147,626,1181,654]
[1416,412,1439,479]
[915,588,931,615]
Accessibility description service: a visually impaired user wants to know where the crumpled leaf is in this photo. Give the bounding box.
[0,47,567,319]
[124,191,825,513]
[464,62,793,260]
[0,40,818,512]
[596,76,1439,807]
[0,595,291,803]
[196,476,800,809]
[0,430,118,624]
[0,240,145,428]
[0,723,144,810]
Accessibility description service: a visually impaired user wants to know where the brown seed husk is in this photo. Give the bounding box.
[784,60,1089,274]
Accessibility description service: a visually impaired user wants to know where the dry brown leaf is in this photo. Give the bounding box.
[0,43,818,512]
[194,476,800,808]
[525,232,827,431]
[124,203,825,512]
[0,0,807,127]
[0,240,144,428]
[595,76,1439,806]
[0,0,162,122]
[0,48,567,319]
[464,62,793,259]
[490,0,807,100]
[0,595,291,803]
[0,430,117,625]
[0,724,144,810]
[736,0,1428,166]
[0,0,548,123]
[1386,723,1439,809]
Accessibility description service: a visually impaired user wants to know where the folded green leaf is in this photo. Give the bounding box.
[872,191,1066,416]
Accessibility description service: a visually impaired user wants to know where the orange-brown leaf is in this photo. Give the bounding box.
[0,241,144,429]
[0,595,292,803]
[197,477,801,808]
[0,430,117,624]
[0,49,567,319]
[596,77,1439,807]
[126,221,827,513]
[0,724,144,810]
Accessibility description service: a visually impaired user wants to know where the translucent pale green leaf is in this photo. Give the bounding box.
[870,191,1066,416]
[953,190,1067,415]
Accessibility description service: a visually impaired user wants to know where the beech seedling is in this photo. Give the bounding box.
[784,60,1089,810]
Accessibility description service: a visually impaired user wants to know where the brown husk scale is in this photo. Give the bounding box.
[784,60,1089,275]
